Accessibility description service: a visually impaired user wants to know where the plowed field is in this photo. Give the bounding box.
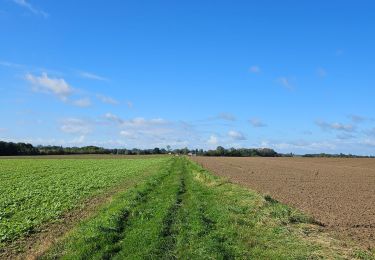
[192,157,375,248]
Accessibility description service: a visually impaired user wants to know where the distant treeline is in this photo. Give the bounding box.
[0,141,170,156]
[199,146,278,157]
[302,153,375,158]
[0,141,279,157]
[1,141,372,158]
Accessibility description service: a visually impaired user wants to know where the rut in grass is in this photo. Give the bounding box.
[41,160,176,260]
[93,164,176,259]
[153,163,187,258]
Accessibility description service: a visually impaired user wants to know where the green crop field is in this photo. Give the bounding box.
[0,157,167,245]
[0,156,373,259]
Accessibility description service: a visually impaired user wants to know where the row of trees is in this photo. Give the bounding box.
[200,146,279,157]
[0,141,40,156]
[3,141,372,158]
[0,141,280,157]
[302,153,374,158]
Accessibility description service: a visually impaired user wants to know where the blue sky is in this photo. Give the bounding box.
[1,0,375,154]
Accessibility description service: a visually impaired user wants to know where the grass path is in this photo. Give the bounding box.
[41,157,373,259]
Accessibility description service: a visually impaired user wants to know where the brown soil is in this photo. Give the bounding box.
[191,156,375,249]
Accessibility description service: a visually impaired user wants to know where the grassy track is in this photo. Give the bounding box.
[0,157,169,246]
[41,157,373,259]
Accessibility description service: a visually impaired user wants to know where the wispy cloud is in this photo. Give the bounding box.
[361,139,375,147]
[228,130,246,141]
[60,118,92,135]
[0,60,24,69]
[73,97,91,107]
[13,0,48,18]
[119,130,136,139]
[79,71,108,81]
[104,113,124,124]
[277,77,293,90]
[336,133,356,140]
[348,114,366,123]
[249,118,267,128]
[96,94,119,105]
[26,72,73,101]
[260,139,338,152]
[208,112,236,122]
[207,135,218,146]
[249,65,260,74]
[315,120,355,132]
[121,117,168,128]
[126,101,133,109]
[364,128,375,137]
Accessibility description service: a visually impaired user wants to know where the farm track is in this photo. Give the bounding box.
[192,156,375,249]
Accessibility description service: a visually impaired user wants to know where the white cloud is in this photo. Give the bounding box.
[79,71,108,81]
[13,0,48,18]
[71,135,86,144]
[249,65,260,74]
[228,130,246,141]
[277,77,293,90]
[96,94,119,105]
[260,139,337,152]
[361,139,375,147]
[119,130,136,139]
[73,97,91,107]
[121,117,168,128]
[249,118,267,128]
[207,135,218,145]
[315,120,355,132]
[60,118,92,135]
[26,72,73,101]
[104,113,124,124]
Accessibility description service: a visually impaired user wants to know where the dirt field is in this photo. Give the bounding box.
[191,156,375,249]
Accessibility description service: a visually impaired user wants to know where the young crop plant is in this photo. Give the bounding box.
[0,157,169,248]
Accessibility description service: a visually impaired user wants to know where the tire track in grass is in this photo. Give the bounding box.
[153,161,187,259]
[42,160,177,259]
[111,159,182,259]
[173,160,236,259]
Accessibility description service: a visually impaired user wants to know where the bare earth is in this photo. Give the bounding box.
[191,156,375,249]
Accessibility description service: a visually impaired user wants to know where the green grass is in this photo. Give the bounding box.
[41,157,369,259]
[0,157,169,246]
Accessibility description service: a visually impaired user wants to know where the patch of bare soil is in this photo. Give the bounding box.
[191,157,375,249]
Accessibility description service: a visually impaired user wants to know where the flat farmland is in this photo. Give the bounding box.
[192,156,375,248]
[1,156,373,259]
